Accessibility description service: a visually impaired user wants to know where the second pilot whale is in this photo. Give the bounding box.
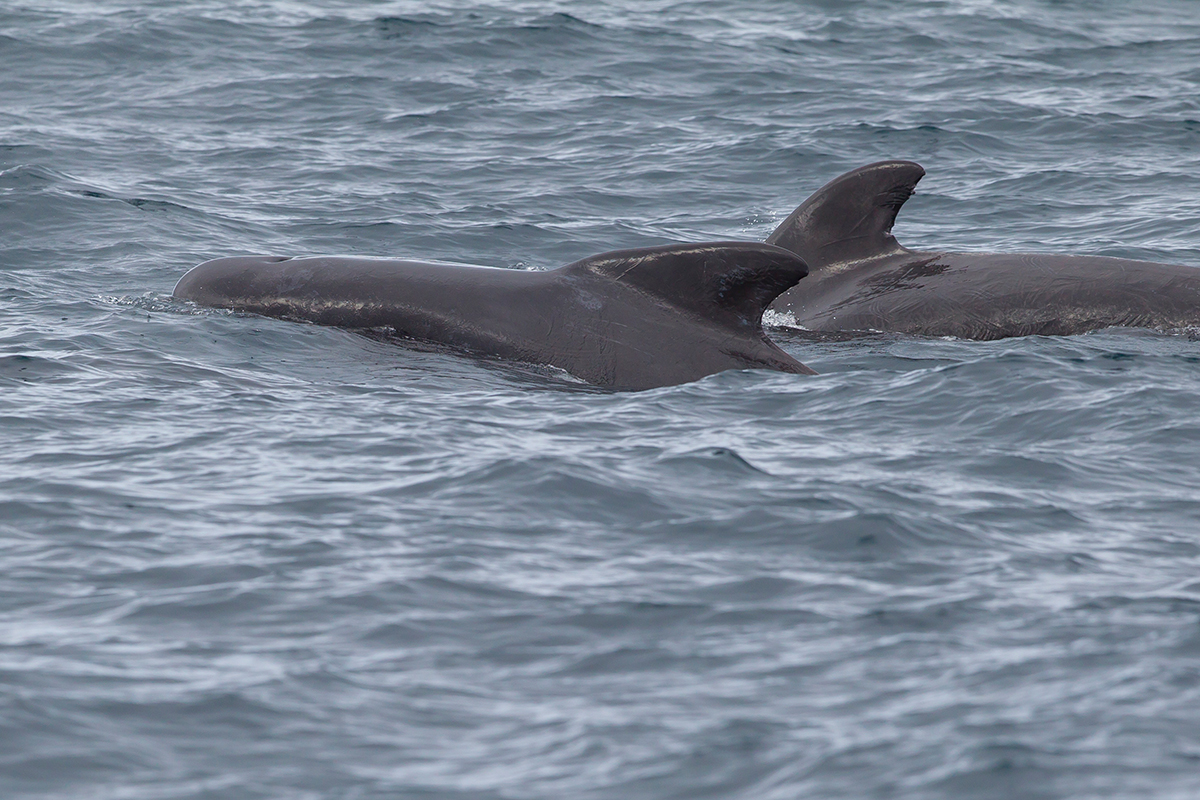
[765,160,1200,339]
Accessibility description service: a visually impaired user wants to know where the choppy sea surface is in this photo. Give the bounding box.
[5,1,1200,797]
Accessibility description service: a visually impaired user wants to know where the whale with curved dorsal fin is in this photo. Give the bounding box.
[765,160,1200,339]
[173,242,817,390]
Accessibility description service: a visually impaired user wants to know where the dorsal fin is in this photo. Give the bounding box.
[766,160,925,270]
[564,241,808,328]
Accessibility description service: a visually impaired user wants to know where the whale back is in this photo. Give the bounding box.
[767,160,925,270]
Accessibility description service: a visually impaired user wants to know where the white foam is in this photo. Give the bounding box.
[762,309,806,330]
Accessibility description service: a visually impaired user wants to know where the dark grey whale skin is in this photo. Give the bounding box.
[767,161,1200,339]
[173,242,817,391]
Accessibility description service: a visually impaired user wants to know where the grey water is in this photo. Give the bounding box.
[4,1,1200,797]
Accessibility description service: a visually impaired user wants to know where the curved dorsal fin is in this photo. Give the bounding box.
[766,160,925,270]
[565,241,808,328]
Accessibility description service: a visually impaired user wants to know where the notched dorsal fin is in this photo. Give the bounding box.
[565,241,808,328]
[766,160,925,270]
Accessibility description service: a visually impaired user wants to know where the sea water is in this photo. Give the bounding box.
[3,1,1200,797]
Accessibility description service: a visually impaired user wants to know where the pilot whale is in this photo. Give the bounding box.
[765,160,1200,339]
[173,242,817,391]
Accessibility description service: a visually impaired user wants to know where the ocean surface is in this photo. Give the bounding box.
[4,1,1200,797]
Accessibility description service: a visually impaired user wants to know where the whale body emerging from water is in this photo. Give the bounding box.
[173,242,816,391]
[766,160,1200,339]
